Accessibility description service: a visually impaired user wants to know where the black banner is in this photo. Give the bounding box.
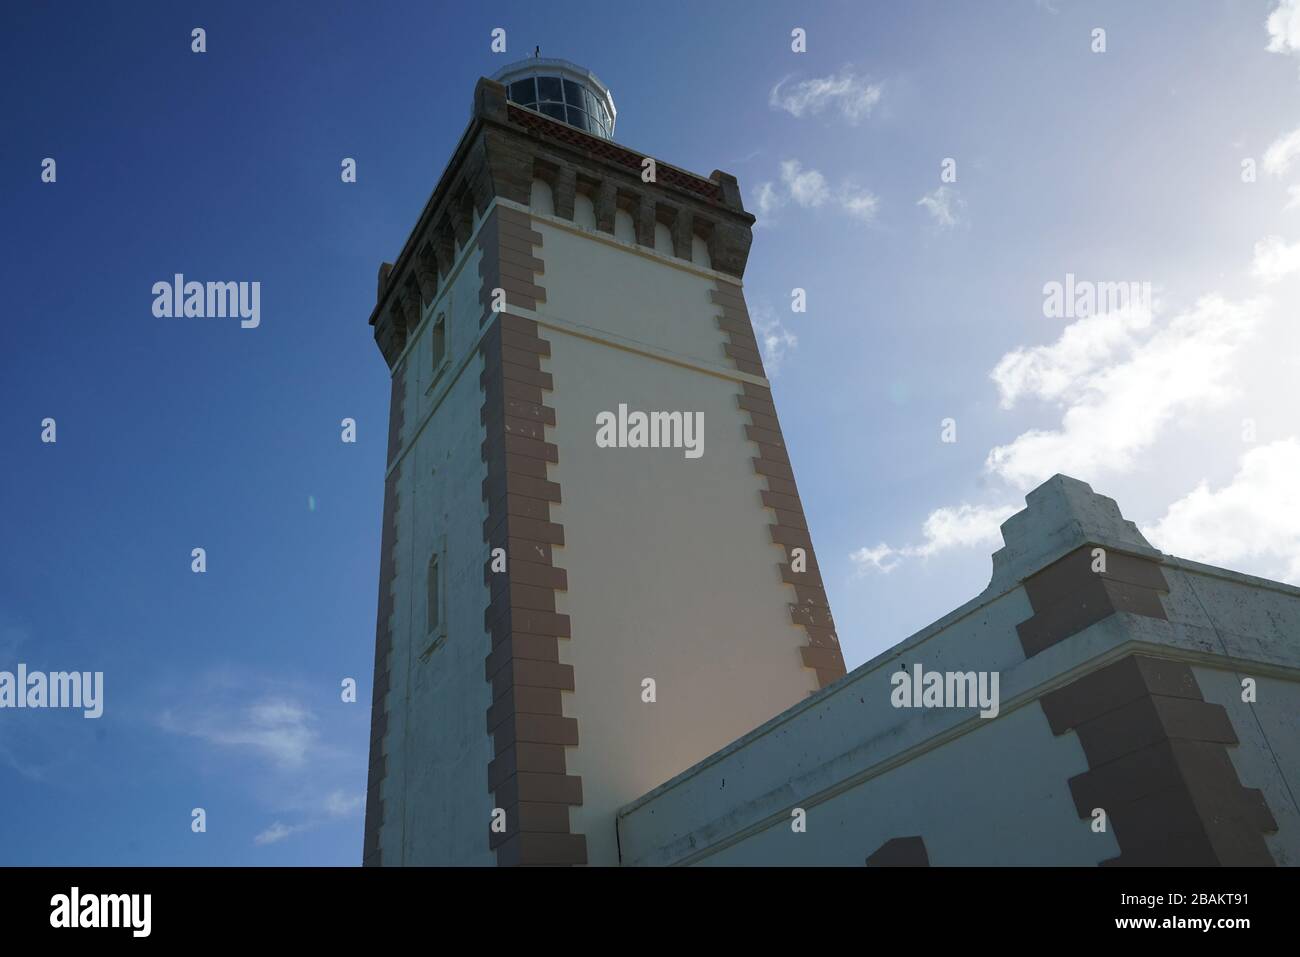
[0,865,1285,943]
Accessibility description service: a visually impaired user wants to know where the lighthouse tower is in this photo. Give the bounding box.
[362,58,846,866]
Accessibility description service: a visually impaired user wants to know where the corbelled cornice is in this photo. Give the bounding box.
[369,77,756,369]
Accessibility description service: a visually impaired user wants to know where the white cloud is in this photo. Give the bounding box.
[781,160,831,207]
[756,160,879,224]
[910,503,1018,557]
[253,791,361,847]
[1266,0,1300,58]
[986,296,1262,489]
[852,503,1017,573]
[749,302,798,373]
[841,186,880,222]
[991,302,1153,408]
[162,696,318,770]
[1251,235,1300,281]
[770,68,883,123]
[868,241,1284,580]
[753,181,784,219]
[253,822,302,846]
[1263,127,1300,177]
[324,790,363,817]
[213,699,316,769]
[1144,439,1300,584]
[916,186,965,228]
[850,543,900,575]
[159,673,364,854]
[1286,184,1300,210]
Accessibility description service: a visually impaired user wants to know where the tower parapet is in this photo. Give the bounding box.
[368,74,754,369]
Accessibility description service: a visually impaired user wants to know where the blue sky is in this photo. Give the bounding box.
[2,0,1299,865]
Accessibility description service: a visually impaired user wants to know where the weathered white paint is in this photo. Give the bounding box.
[691,234,712,269]
[1193,667,1299,866]
[573,192,596,230]
[379,232,495,866]
[653,221,673,257]
[695,702,1106,866]
[614,208,635,244]
[529,178,554,216]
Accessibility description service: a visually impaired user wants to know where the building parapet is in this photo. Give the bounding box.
[369,77,755,369]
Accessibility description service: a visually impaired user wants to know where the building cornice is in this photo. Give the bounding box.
[368,77,756,369]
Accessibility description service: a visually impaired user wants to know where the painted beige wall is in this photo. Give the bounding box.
[529,212,820,865]
[531,215,740,368]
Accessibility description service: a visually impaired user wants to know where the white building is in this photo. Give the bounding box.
[363,63,1295,867]
[363,60,845,866]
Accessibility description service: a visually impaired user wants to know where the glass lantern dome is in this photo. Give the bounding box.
[493,57,617,139]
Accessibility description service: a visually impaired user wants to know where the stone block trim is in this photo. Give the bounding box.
[477,210,586,867]
[710,286,766,378]
[1041,655,1277,866]
[362,358,407,866]
[478,205,547,321]
[709,281,846,690]
[865,836,930,867]
[1016,544,1170,657]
